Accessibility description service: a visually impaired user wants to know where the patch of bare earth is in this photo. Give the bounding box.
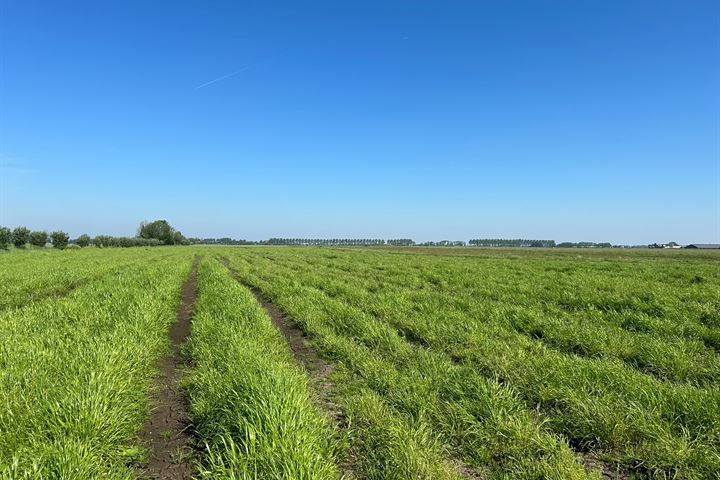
[137,257,200,479]
[579,452,629,480]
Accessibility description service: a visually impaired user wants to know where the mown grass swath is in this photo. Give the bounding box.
[185,258,340,479]
[0,251,193,478]
[222,247,720,478]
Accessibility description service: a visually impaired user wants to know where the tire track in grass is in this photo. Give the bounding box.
[219,256,353,476]
[221,256,483,480]
[139,256,200,479]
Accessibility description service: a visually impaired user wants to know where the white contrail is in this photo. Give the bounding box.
[195,68,248,89]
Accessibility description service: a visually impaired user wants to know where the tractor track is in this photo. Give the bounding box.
[138,256,200,479]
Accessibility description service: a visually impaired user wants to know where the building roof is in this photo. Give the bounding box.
[686,244,720,249]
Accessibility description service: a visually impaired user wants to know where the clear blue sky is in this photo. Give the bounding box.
[1,1,718,244]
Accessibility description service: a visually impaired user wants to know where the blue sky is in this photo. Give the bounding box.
[1,1,718,244]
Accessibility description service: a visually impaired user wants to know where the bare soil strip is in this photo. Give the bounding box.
[138,257,200,479]
[578,452,629,480]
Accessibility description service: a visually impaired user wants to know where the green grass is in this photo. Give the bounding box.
[223,251,594,479]
[0,247,181,312]
[0,250,193,478]
[221,246,720,479]
[185,258,340,479]
[1,245,717,479]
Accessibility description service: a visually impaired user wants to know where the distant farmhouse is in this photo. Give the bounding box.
[649,242,682,249]
[684,244,720,249]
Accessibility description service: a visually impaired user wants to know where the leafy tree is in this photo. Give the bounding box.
[29,231,48,248]
[173,231,188,246]
[0,227,10,250]
[93,235,110,248]
[11,227,30,248]
[138,220,176,245]
[50,231,69,250]
[75,234,91,247]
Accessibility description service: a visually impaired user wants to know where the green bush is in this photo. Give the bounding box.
[11,227,30,248]
[93,235,162,248]
[93,235,110,248]
[173,231,189,245]
[138,219,175,245]
[75,234,91,247]
[0,227,10,250]
[29,231,48,248]
[50,231,69,250]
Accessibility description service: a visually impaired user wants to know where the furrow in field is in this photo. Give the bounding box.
[137,256,200,479]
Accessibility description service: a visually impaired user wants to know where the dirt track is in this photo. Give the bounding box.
[138,256,200,479]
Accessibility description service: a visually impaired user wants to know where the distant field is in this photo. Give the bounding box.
[1,246,718,479]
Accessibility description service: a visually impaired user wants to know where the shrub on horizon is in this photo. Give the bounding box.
[50,231,69,250]
[138,219,176,245]
[11,227,30,248]
[29,231,48,248]
[75,234,91,247]
[0,227,10,250]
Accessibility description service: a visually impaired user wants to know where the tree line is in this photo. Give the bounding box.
[417,240,467,247]
[556,241,613,248]
[0,227,70,250]
[187,238,257,245]
[0,220,188,250]
[267,238,388,246]
[0,226,622,251]
[469,239,557,247]
[183,238,418,246]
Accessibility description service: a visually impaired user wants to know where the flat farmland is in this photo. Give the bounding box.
[1,246,718,479]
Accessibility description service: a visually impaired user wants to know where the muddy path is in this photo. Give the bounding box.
[138,256,200,479]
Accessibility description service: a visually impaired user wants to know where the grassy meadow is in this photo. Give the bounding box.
[0,246,718,479]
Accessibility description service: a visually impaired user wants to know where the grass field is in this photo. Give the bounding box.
[0,246,718,479]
